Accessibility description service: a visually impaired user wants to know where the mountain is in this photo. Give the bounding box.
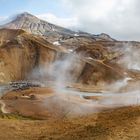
[0,12,140,125]
[1,12,115,43]
[94,33,116,41]
[0,28,57,83]
[0,10,140,140]
[1,12,76,42]
[0,12,140,86]
[0,28,125,84]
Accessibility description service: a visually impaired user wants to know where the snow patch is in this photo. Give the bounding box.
[68,49,74,53]
[52,28,55,31]
[132,64,140,71]
[53,41,60,46]
[74,33,79,37]
[87,57,93,60]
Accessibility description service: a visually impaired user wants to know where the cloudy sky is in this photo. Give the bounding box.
[0,0,140,41]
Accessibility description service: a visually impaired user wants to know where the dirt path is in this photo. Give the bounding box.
[0,100,9,113]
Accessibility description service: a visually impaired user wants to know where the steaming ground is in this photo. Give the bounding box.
[0,75,140,119]
[0,15,140,139]
[0,47,140,118]
[42,87,140,116]
[118,45,140,71]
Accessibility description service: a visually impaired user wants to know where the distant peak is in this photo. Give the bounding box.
[99,33,110,37]
[21,12,33,16]
[16,12,37,19]
[22,12,31,15]
[96,33,116,41]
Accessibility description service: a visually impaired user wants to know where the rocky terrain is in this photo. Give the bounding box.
[0,12,140,140]
[0,28,125,85]
[1,13,140,85]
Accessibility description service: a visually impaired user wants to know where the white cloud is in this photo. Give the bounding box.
[37,13,79,29]
[0,16,7,25]
[0,16,4,19]
[56,0,140,41]
[0,0,140,41]
[0,16,6,21]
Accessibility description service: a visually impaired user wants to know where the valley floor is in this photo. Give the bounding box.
[1,106,140,140]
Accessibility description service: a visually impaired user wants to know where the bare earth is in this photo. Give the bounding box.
[0,106,140,140]
[0,15,140,140]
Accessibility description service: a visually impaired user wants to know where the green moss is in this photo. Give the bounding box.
[0,112,37,120]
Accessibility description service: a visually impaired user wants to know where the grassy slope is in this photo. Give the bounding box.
[0,106,140,140]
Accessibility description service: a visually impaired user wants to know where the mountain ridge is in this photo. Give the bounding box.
[1,12,116,42]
